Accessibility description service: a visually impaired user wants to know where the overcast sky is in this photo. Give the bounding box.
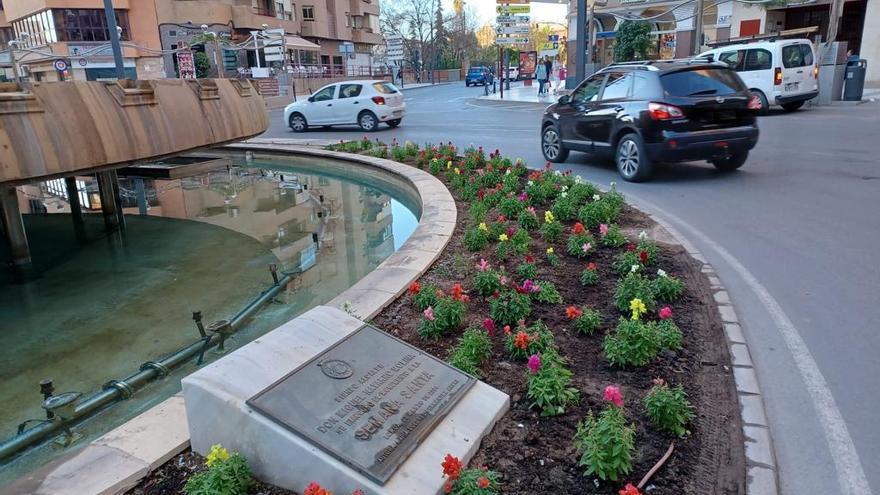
[441,0,569,26]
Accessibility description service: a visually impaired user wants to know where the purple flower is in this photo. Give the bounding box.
[423,307,435,321]
[477,258,490,272]
[527,354,541,374]
[518,191,528,202]
[522,280,541,293]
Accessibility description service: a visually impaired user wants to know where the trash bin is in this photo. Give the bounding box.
[844,59,867,101]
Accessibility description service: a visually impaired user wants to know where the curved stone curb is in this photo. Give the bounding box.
[2,143,455,495]
[629,203,779,495]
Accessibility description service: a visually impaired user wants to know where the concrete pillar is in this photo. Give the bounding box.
[96,170,125,232]
[134,178,148,216]
[64,176,87,241]
[0,186,33,278]
[862,1,880,85]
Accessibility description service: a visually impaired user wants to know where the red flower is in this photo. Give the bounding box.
[441,453,463,480]
[565,306,583,320]
[497,214,507,223]
[477,476,490,488]
[528,170,542,181]
[639,250,649,264]
[352,490,365,495]
[525,254,535,264]
[443,481,455,493]
[627,243,636,252]
[450,283,465,301]
[572,222,586,234]
[503,325,512,335]
[587,262,597,271]
[514,331,530,350]
[619,483,642,495]
[408,281,421,295]
[478,189,485,200]
[304,482,332,495]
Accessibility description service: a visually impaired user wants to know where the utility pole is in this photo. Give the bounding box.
[692,0,705,56]
[8,40,20,83]
[575,0,587,83]
[586,2,594,66]
[102,0,127,80]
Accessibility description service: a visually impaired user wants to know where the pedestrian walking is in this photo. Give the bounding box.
[551,56,562,94]
[535,61,548,96]
[557,64,567,92]
[543,56,553,94]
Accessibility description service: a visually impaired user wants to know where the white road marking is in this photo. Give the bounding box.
[623,193,872,495]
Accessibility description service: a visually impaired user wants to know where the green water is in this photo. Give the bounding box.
[0,158,418,484]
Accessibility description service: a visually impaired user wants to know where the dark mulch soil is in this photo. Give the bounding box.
[127,450,295,495]
[368,166,745,493]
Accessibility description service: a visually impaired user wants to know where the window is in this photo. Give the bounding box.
[169,30,177,37]
[600,72,633,100]
[312,85,335,101]
[345,13,351,27]
[372,82,399,94]
[718,50,744,70]
[302,5,315,21]
[743,49,771,71]
[339,84,362,98]
[52,9,131,43]
[571,74,604,104]
[631,72,658,99]
[782,44,812,68]
[660,68,747,97]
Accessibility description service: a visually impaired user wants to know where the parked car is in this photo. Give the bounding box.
[540,60,760,182]
[699,39,818,112]
[503,66,519,81]
[284,80,405,132]
[465,66,494,86]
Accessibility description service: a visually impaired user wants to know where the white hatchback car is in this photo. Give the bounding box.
[284,80,406,132]
[699,39,818,112]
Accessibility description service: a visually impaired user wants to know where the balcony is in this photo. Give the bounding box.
[351,28,382,45]
[349,0,379,16]
[231,5,299,32]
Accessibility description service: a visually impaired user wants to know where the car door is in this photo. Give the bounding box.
[740,48,772,93]
[558,74,605,151]
[583,71,634,149]
[779,42,813,95]
[335,83,364,123]
[308,84,337,124]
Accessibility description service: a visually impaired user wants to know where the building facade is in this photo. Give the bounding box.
[153,0,382,79]
[2,0,164,81]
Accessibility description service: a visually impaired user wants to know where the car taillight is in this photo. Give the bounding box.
[748,94,762,110]
[372,96,386,105]
[774,67,783,86]
[813,65,819,79]
[648,102,684,120]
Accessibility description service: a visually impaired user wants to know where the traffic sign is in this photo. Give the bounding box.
[496,37,529,45]
[496,14,529,23]
[497,25,529,35]
[53,59,68,72]
[496,5,530,13]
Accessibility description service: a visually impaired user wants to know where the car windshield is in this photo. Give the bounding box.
[660,68,747,97]
[469,68,483,74]
[372,82,399,94]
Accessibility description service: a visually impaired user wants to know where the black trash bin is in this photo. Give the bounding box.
[844,59,867,101]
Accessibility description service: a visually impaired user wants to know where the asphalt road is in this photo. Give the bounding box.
[262,82,880,495]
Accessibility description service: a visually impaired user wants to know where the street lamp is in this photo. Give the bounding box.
[201,24,225,78]
[8,32,30,84]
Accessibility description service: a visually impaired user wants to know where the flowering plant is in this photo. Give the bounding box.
[440,454,500,495]
[629,298,647,321]
[408,281,421,295]
[448,328,493,377]
[418,297,466,339]
[644,379,694,437]
[463,225,490,251]
[503,320,554,361]
[531,281,563,304]
[619,484,642,495]
[474,268,503,297]
[600,223,628,248]
[567,232,597,259]
[614,272,655,314]
[540,219,563,243]
[545,246,560,266]
[516,259,538,281]
[413,282,440,310]
[185,445,252,495]
[580,263,599,286]
[572,307,602,335]
[652,271,684,301]
[574,389,635,481]
[489,290,532,326]
[526,348,580,416]
[517,208,539,231]
[603,318,661,367]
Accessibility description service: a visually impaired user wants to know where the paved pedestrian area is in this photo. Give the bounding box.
[476,81,570,104]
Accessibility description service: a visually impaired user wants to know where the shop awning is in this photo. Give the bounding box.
[285,36,320,51]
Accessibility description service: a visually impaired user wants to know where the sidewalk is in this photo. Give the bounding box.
[476,81,569,105]
[263,82,452,110]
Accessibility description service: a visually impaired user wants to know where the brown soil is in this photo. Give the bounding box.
[127,450,294,495]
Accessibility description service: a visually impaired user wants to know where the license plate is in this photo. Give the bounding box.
[393,110,403,116]
[784,82,799,92]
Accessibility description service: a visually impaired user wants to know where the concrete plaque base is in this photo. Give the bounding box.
[182,306,509,495]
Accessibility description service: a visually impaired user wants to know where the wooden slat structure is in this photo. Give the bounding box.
[0,79,268,186]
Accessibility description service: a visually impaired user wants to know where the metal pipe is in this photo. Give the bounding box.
[0,270,294,462]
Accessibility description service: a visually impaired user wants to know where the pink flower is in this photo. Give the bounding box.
[483,318,495,336]
[581,242,592,254]
[507,226,516,237]
[477,258,490,272]
[522,280,541,293]
[527,206,537,216]
[603,385,623,407]
[500,276,508,286]
[659,306,673,320]
[527,354,541,374]
[423,307,435,321]
[518,191,528,202]
[599,223,609,236]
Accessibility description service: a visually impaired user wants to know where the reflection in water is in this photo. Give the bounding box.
[0,161,418,483]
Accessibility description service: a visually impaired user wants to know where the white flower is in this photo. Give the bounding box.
[638,231,648,241]
[505,169,511,175]
[630,264,640,273]
[657,269,667,278]
[574,176,584,184]
[554,170,562,176]
[561,185,568,192]
[610,181,617,188]
[592,194,601,201]
[560,192,568,198]
[527,180,534,186]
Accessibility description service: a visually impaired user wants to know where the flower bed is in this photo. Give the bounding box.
[345,139,746,494]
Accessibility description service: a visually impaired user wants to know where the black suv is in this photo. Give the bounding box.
[540,60,760,181]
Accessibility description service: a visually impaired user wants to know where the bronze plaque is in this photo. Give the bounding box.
[246,325,476,484]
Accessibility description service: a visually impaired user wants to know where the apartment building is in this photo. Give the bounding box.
[1,0,164,81]
[154,0,382,79]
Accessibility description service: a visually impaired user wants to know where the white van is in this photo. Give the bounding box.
[699,39,818,112]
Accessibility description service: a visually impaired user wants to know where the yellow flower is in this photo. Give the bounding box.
[546,247,554,254]
[498,233,509,242]
[447,160,453,169]
[630,298,647,321]
[544,211,555,224]
[478,222,488,232]
[454,168,461,175]
[206,444,230,467]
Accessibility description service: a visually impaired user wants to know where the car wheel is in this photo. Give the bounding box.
[358,111,378,132]
[465,82,470,87]
[781,101,804,111]
[541,126,569,163]
[752,89,769,115]
[615,133,653,182]
[711,150,749,171]
[387,119,401,128]
[288,113,307,133]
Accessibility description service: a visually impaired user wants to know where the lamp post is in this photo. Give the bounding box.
[8,32,30,84]
[102,0,126,80]
[201,25,225,78]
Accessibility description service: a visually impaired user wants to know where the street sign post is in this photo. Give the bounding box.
[177,49,195,79]
[497,37,529,45]
[496,26,530,35]
[496,14,529,23]
[496,5,530,14]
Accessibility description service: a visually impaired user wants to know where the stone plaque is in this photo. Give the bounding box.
[246,324,477,484]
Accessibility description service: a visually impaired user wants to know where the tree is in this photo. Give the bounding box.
[614,21,652,62]
[194,51,211,78]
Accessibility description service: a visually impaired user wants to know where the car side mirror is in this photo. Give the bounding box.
[307,96,315,102]
[558,95,570,105]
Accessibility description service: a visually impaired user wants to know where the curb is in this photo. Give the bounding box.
[633,206,779,495]
[399,82,452,91]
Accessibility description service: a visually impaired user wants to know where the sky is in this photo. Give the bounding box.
[441,0,569,27]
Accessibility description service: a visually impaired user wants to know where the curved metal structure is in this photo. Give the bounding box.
[0,79,268,186]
